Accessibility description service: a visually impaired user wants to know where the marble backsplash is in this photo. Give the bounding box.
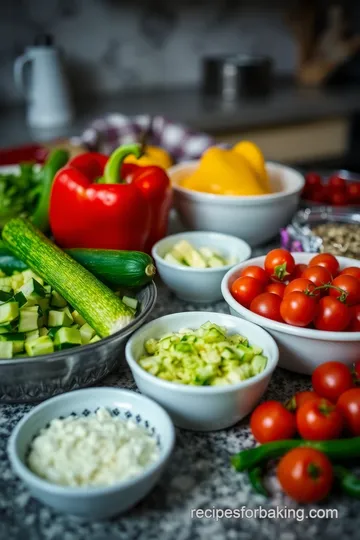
[0,0,296,104]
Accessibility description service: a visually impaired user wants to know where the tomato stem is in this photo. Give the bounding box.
[312,283,348,303]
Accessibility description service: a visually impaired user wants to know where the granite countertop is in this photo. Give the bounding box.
[1,81,360,148]
[1,277,359,540]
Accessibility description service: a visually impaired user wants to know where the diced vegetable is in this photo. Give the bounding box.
[25,336,54,356]
[18,308,39,332]
[164,240,230,268]
[54,327,82,350]
[80,323,96,345]
[0,302,19,324]
[0,341,13,358]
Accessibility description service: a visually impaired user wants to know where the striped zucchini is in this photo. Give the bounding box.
[2,218,135,337]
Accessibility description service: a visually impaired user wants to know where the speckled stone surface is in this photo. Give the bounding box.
[1,280,359,540]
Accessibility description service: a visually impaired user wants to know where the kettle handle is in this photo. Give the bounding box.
[14,54,32,98]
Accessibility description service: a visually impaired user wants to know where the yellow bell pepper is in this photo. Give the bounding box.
[181,146,269,196]
[233,141,270,192]
[124,145,172,169]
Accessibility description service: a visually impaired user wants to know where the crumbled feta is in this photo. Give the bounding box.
[27,407,159,487]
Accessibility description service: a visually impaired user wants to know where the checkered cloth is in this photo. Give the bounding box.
[72,114,215,162]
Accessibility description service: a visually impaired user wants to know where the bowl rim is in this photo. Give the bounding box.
[0,281,157,365]
[152,231,252,274]
[221,253,360,342]
[125,311,279,394]
[169,160,305,204]
[7,387,175,496]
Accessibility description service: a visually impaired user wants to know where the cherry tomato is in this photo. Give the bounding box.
[309,253,340,277]
[340,267,360,281]
[313,296,351,331]
[305,172,322,189]
[231,276,264,308]
[286,390,321,412]
[309,185,329,203]
[240,265,269,287]
[329,275,360,306]
[329,189,348,206]
[347,182,360,204]
[302,265,332,288]
[284,278,319,299]
[290,263,308,280]
[337,388,360,436]
[328,174,346,191]
[312,361,354,402]
[265,282,286,298]
[347,305,360,332]
[264,249,295,281]
[277,448,333,503]
[250,401,296,443]
[296,398,343,440]
[250,292,283,322]
[280,291,317,327]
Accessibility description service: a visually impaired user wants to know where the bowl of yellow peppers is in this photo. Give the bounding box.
[168,142,304,247]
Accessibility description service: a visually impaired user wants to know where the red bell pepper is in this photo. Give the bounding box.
[49,144,172,252]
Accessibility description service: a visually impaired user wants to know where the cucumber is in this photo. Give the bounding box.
[2,218,135,337]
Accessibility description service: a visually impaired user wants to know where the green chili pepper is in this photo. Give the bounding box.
[31,149,69,231]
[248,466,269,497]
[334,465,360,499]
[231,437,360,472]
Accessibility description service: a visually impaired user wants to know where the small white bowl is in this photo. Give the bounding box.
[221,253,360,375]
[169,161,304,247]
[125,311,279,431]
[8,388,175,519]
[152,231,251,303]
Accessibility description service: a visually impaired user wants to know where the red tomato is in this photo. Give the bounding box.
[277,448,333,503]
[240,265,269,286]
[328,174,346,191]
[264,249,295,281]
[305,172,322,189]
[340,267,360,281]
[329,275,360,306]
[286,390,321,412]
[312,361,354,402]
[265,282,286,298]
[348,305,360,332]
[308,185,329,203]
[284,278,319,299]
[296,398,343,440]
[347,182,360,204]
[313,296,351,331]
[250,401,296,443]
[290,263,308,280]
[309,253,340,277]
[231,276,264,308]
[329,189,348,206]
[280,291,317,327]
[337,388,360,436]
[250,292,283,322]
[302,265,332,288]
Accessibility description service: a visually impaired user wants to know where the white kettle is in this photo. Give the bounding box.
[14,35,73,128]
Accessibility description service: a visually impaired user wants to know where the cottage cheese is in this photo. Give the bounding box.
[27,407,159,487]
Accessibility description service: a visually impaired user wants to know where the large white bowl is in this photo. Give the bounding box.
[152,231,251,303]
[8,388,175,519]
[169,161,304,247]
[125,311,279,431]
[221,253,360,375]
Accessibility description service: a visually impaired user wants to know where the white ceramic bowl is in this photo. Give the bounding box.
[222,253,360,375]
[125,311,279,431]
[152,231,251,303]
[8,388,175,519]
[169,161,304,247]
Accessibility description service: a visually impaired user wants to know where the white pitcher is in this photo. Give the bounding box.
[14,35,73,128]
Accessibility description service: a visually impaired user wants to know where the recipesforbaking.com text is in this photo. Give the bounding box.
[190,506,339,522]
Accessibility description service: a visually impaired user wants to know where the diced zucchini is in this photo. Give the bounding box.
[0,276,13,288]
[25,336,54,356]
[0,341,13,358]
[164,253,183,266]
[0,291,13,303]
[13,341,24,353]
[0,302,19,324]
[38,297,50,313]
[22,270,44,285]
[39,327,48,337]
[51,290,68,308]
[60,306,73,321]
[79,323,96,344]
[48,310,72,328]
[18,309,39,332]
[122,296,138,310]
[17,278,46,304]
[1,332,26,341]
[43,285,52,296]
[26,329,40,342]
[71,310,86,326]
[47,326,61,339]
[89,335,101,344]
[54,327,82,350]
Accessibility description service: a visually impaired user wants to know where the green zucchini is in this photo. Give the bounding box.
[0,246,156,287]
[2,218,135,338]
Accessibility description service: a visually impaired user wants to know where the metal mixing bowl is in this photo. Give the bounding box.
[0,282,157,403]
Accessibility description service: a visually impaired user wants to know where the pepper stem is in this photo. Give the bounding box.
[102,144,142,184]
